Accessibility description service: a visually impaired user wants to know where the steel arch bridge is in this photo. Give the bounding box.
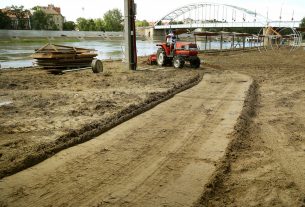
[154,3,300,29]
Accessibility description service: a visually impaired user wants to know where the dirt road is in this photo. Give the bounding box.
[197,49,305,206]
[0,70,252,207]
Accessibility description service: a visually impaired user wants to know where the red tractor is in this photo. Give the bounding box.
[148,32,201,69]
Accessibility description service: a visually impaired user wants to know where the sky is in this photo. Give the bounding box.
[0,0,304,22]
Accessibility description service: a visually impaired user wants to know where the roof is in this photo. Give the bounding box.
[0,8,31,19]
[36,5,62,16]
[40,7,60,15]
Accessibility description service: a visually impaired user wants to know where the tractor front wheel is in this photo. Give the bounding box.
[157,50,166,66]
[190,56,201,68]
[173,56,185,69]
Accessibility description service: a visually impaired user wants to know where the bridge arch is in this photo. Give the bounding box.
[154,3,269,27]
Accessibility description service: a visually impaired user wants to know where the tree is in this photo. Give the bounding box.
[0,10,11,29]
[300,17,305,28]
[63,21,75,30]
[87,19,96,31]
[77,18,105,31]
[76,18,106,31]
[49,20,59,30]
[136,20,149,27]
[103,9,123,31]
[30,7,50,30]
[94,18,105,31]
[30,7,59,30]
[10,5,30,29]
[74,8,123,31]
[76,17,89,31]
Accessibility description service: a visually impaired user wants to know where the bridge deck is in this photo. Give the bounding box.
[155,21,301,29]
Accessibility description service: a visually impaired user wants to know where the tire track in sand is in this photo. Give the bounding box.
[0,70,252,207]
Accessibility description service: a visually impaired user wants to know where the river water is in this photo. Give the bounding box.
[0,39,256,69]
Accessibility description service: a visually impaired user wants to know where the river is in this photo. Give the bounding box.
[0,39,257,69]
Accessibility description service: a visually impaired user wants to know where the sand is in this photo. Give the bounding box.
[0,59,202,178]
[196,48,305,207]
[0,48,304,206]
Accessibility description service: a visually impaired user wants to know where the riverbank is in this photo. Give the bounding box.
[0,37,260,70]
[0,48,305,206]
[0,30,123,39]
[0,37,83,45]
[1,49,304,206]
[0,39,158,68]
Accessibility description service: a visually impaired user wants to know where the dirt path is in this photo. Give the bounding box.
[197,49,305,207]
[0,70,252,207]
[0,62,201,178]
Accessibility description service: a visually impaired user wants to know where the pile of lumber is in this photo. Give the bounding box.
[32,43,98,70]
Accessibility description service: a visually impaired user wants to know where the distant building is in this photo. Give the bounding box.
[148,21,156,26]
[183,18,194,24]
[0,8,31,30]
[38,4,64,30]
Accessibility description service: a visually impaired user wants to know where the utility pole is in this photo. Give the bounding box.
[124,0,137,70]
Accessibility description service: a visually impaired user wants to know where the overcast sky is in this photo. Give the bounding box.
[0,0,304,22]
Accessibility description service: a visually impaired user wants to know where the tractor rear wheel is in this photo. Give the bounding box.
[173,56,185,69]
[190,56,201,68]
[157,49,166,66]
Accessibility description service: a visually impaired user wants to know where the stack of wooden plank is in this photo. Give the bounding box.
[32,43,98,70]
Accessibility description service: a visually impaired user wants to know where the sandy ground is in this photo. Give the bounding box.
[0,48,304,206]
[0,58,202,178]
[0,69,252,206]
[196,48,305,206]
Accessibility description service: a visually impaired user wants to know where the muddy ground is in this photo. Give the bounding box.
[0,58,203,178]
[196,48,305,206]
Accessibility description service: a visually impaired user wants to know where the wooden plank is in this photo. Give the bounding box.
[76,53,98,58]
[36,43,50,52]
[32,53,76,59]
[53,44,95,52]
[32,43,97,69]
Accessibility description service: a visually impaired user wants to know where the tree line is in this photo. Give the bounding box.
[76,9,123,31]
[0,5,152,31]
[74,12,151,31]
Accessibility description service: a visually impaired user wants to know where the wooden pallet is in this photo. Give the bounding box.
[32,43,98,70]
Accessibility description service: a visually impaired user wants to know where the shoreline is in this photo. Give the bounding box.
[0,48,260,70]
